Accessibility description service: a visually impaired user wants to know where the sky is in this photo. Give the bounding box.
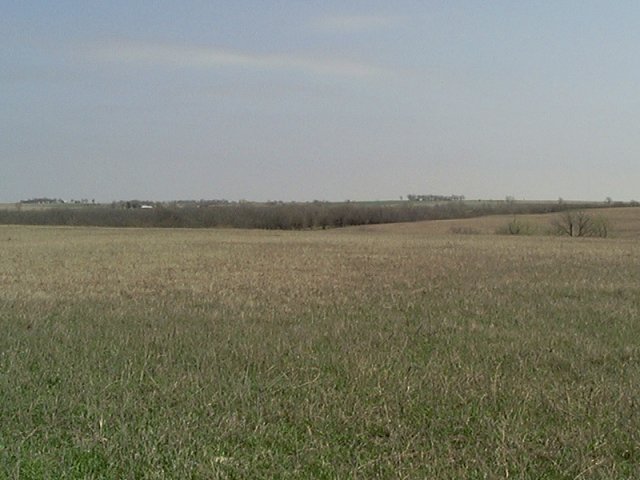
[2,1,639,202]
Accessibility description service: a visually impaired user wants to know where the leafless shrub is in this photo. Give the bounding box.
[496,216,534,235]
[449,226,480,235]
[550,210,610,238]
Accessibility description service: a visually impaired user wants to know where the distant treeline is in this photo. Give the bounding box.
[406,194,465,202]
[19,197,66,205]
[0,201,629,230]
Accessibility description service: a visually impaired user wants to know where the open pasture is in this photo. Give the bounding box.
[350,206,640,238]
[1,212,640,478]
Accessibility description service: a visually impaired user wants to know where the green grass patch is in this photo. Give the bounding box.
[1,225,640,478]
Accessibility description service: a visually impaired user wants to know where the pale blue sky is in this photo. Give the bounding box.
[2,1,639,202]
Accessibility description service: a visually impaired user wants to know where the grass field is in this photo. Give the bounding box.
[351,206,640,239]
[1,208,640,478]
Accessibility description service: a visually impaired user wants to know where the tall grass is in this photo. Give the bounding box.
[1,225,639,478]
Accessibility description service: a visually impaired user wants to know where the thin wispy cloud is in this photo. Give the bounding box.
[313,14,406,33]
[82,41,389,78]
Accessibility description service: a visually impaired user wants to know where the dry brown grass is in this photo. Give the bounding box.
[348,206,640,238]
[1,214,640,478]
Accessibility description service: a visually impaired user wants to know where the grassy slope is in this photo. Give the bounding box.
[1,209,639,478]
[347,206,640,238]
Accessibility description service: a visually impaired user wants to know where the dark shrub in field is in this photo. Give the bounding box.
[550,210,610,237]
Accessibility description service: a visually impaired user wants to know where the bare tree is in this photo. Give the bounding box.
[551,210,609,237]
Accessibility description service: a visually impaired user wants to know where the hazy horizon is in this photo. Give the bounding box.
[3,2,639,203]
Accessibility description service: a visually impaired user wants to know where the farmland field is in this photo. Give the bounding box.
[1,209,640,478]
